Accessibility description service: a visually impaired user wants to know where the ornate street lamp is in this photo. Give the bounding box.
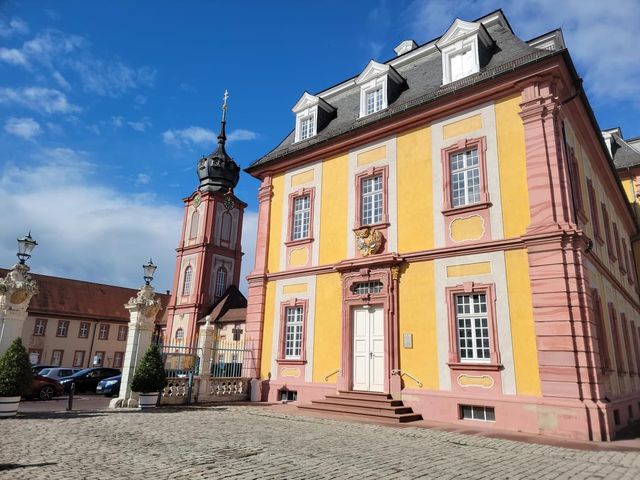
[16,231,37,264]
[142,258,157,285]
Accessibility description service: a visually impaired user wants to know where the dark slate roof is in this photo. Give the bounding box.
[0,268,171,322]
[197,284,247,325]
[611,133,640,169]
[248,13,558,172]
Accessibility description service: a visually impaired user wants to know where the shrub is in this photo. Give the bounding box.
[0,338,33,397]
[131,344,167,393]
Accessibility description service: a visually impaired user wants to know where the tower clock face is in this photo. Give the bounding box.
[193,194,202,208]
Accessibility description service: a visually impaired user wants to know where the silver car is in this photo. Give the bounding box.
[39,367,82,380]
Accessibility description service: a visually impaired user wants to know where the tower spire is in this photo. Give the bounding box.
[218,89,228,144]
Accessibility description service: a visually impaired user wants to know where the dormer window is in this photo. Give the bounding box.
[292,92,336,143]
[436,19,493,85]
[356,60,405,119]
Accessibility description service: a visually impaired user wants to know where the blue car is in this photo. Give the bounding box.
[96,374,121,397]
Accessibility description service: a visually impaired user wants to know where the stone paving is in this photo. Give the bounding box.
[1,405,640,479]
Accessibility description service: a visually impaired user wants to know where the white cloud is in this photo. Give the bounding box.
[0,148,183,292]
[136,173,151,185]
[111,116,124,128]
[52,70,71,90]
[405,0,640,105]
[4,117,42,140]
[163,127,258,147]
[0,17,29,37]
[0,86,80,114]
[0,47,29,67]
[163,127,216,147]
[67,57,156,97]
[127,118,152,132]
[227,129,258,142]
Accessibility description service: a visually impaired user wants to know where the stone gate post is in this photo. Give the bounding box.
[110,284,161,408]
[0,263,38,356]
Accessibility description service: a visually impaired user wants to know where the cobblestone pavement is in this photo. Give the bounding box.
[1,406,640,479]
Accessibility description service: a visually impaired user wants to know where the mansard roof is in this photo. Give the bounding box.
[247,10,562,174]
[610,131,640,169]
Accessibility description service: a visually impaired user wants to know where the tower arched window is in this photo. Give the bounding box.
[214,266,227,299]
[220,212,232,246]
[182,266,193,296]
[189,210,200,239]
[175,328,184,340]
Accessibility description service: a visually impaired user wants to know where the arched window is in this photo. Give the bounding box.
[175,328,184,340]
[182,266,193,296]
[214,267,227,299]
[189,210,200,239]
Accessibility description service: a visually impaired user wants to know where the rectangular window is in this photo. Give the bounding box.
[292,195,311,240]
[113,351,124,368]
[450,148,480,207]
[609,304,625,373]
[28,349,42,365]
[78,322,90,338]
[284,306,304,359]
[602,204,615,261]
[51,349,64,366]
[299,115,315,141]
[361,175,383,225]
[33,318,47,336]
[613,223,624,272]
[591,290,611,372]
[56,320,69,337]
[456,294,490,362]
[92,351,105,367]
[73,350,85,368]
[98,324,110,340]
[365,87,384,115]
[621,314,635,374]
[450,48,474,82]
[460,405,495,422]
[117,325,128,341]
[586,178,601,241]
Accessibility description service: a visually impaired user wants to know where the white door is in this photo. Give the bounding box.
[352,307,385,392]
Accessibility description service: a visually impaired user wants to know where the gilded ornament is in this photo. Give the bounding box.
[9,288,28,305]
[354,227,382,256]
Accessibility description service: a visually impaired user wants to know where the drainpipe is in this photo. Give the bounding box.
[86,321,98,368]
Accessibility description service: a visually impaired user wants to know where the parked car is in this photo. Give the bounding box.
[59,367,121,394]
[31,365,56,375]
[39,368,81,380]
[96,374,121,397]
[30,374,64,400]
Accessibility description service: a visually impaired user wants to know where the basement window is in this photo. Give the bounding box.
[278,389,297,402]
[460,404,495,422]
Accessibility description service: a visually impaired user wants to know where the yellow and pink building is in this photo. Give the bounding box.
[244,10,640,441]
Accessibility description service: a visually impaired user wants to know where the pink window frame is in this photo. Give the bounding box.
[613,223,625,274]
[567,146,586,221]
[220,211,233,246]
[621,314,635,375]
[601,204,615,262]
[445,282,501,371]
[441,136,490,216]
[214,266,228,299]
[93,351,105,366]
[591,289,611,373]
[628,247,638,286]
[586,178,603,244]
[98,323,110,340]
[117,325,128,341]
[78,321,90,338]
[608,303,625,374]
[285,187,315,246]
[51,349,64,366]
[182,265,193,297]
[354,166,389,228]
[113,351,124,368]
[276,298,308,365]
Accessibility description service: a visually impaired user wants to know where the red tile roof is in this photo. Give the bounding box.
[0,268,171,323]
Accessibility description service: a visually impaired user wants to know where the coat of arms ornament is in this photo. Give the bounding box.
[354,227,382,256]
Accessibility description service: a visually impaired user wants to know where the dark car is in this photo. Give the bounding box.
[59,367,121,394]
[32,365,56,375]
[30,374,64,400]
[96,374,121,397]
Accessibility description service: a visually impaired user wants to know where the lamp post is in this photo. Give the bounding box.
[143,258,157,285]
[16,232,37,265]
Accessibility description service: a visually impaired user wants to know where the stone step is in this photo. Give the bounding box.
[311,398,413,414]
[298,403,422,423]
[335,391,392,401]
[326,393,403,406]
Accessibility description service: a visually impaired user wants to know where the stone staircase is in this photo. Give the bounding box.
[297,391,422,423]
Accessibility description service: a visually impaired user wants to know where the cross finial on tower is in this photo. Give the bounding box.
[221,89,229,123]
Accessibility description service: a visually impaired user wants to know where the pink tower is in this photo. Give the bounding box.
[164,92,246,347]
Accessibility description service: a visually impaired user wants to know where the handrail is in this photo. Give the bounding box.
[324,368,340,382]
[391,369,423,388]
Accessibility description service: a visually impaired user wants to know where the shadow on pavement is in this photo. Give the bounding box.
[0,462,57,471]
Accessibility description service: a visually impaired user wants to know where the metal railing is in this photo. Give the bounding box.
[159,344,202,378]
[209,339,254,378]
[391,369,423,388]
[324,368,340,382]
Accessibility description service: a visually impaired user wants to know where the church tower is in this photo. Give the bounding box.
[165,92,246,347]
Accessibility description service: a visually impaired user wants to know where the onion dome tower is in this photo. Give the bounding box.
[164,91,247,347]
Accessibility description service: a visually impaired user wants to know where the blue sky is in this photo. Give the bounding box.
[1,0,638,293]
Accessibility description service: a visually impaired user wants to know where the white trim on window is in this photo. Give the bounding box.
[284,306,304,359]
[456,293,490,362]
[292,194,311,240]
